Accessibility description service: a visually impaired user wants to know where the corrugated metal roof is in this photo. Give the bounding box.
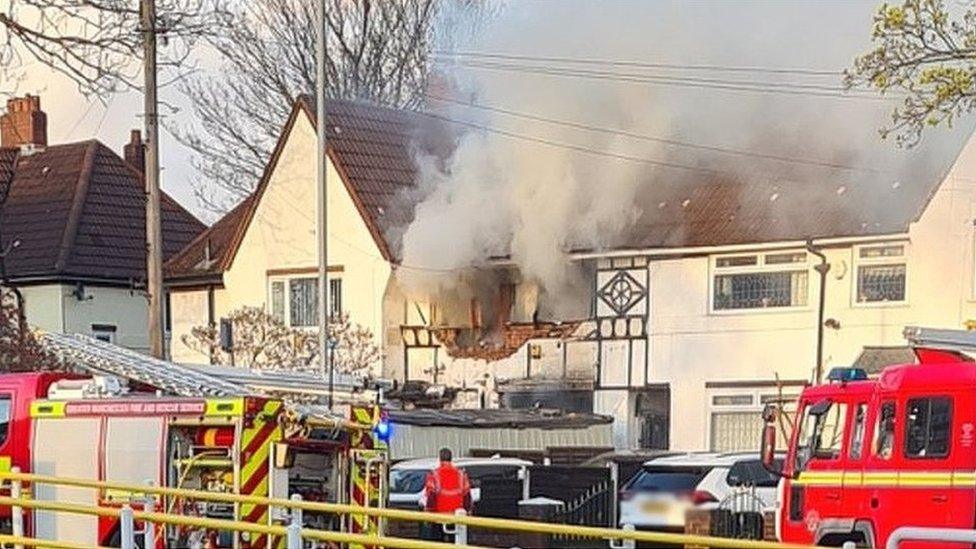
[389,408,612,429]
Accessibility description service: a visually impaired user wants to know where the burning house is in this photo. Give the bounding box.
[166,3,976,452]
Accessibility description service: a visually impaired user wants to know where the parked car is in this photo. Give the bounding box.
[617,451,783,532]
[580,449,676,486]
[388,456,532,511]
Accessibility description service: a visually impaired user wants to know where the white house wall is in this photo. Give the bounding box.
[168,112,392,373]
[21,284,150,352]
[169,289,211,363]
[20,285,64,333]
[638,131,976,451]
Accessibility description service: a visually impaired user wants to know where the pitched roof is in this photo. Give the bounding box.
[593,176,929,252]
[166,95,970,278]
[0,141,204,283]
[165,96,440,280]
[164,194,253,282]
[574,135,970,254]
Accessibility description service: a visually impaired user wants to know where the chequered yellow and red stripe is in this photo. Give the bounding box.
[239,399,283,549]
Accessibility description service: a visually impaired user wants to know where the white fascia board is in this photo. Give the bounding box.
[569,233,910,261]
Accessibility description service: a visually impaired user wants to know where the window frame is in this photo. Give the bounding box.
[872,400,896,461]
[706,387,799,451]
[903,396,953,460]
[267,274,344,329]
[0,392,12,447]
[848,402,868,461]
[852,243,909,307]
[90,323,117,344]
[709,250,811,314]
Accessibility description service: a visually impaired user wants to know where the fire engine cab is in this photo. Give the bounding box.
[761,326,976,548]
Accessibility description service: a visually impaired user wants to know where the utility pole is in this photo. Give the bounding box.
[142,0,165,358]
[316,0,332,406]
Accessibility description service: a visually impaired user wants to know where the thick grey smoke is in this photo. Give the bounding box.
[396,0,975,319]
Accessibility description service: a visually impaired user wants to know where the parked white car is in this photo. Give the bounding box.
[617,451,783,532]
[388,456,532,510]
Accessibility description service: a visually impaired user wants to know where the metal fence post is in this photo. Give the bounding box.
[620,523,635,549]
[120,504,136,549]
[285,522,301,549]
[609,524,635,549]
[10,466,23,549]
[143,480,156,549]
[290,493,303,527]
[453,509,468,546]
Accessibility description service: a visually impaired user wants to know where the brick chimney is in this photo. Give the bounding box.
[123,129,145,173]
[0,95,47,149]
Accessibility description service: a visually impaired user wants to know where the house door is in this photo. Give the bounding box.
[637,386,670,449]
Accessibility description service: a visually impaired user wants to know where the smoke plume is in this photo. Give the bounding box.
[395,1,975,320]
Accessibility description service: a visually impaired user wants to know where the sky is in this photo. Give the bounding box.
[9,0,976,227]
[17,64,203,218]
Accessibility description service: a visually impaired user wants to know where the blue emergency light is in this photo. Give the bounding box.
[826,367,868,383]
[373,416,391,442]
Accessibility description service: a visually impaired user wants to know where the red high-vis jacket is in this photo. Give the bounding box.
[423,462,472,514]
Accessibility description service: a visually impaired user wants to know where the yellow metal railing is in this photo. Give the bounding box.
[0,535,111,549]
[0,495,471,549]
[0,470,825,549]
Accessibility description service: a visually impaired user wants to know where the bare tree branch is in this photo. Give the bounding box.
[170,0,479,213]
[0,0,232,98]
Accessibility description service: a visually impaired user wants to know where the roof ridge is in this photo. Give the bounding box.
[54,140,97,273]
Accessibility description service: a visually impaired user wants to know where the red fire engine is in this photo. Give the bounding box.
[761,327,976,548]
[0,332,390,548]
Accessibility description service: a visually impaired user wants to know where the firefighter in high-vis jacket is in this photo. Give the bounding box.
[422,447,472,541]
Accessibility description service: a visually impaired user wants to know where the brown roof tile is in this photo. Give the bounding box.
[0,141,204,283]
[165,97,444,279]
[164,194,254,281]
[165,95,965,279]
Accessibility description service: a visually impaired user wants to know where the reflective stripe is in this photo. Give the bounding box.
[30,401,66,418]
[797,470,967,488]
[204,398,244,417]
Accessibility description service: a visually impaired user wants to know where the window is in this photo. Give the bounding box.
[390,469,428,494]
[91,324,117,344]
[726,459,783,488]
[330,278,343,317]
[289,278,318,327]
[624,467,710,492]
[712,395,753,406]
[905,397,952,459]
[268,275,344,328]
[855,244,907,304]
[849,403,868,460]
[795,400,848,471]
[270,281,285,323]
[873,401,895,460]
[712,251,808,311]
[708,389,798,451]
[0,395,10,445]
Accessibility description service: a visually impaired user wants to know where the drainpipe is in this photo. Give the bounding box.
[806,240,830,384]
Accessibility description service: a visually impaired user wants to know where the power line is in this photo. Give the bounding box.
[432,58,892,101]
[433,50,844,77]
[415,108,738,177]
[424,93,882,174]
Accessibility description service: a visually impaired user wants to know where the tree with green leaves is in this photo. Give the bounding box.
[846,0,976,146]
